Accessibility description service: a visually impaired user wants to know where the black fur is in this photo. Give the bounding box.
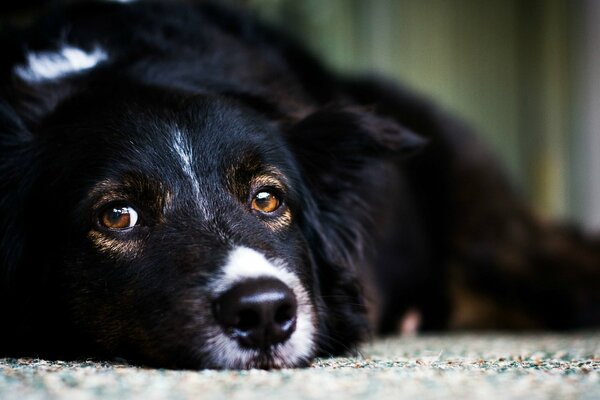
[1,1,598,369]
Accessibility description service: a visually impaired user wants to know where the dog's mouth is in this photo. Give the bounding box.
[204,331,314,370]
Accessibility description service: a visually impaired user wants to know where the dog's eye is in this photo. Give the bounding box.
[251,191,280,214]
[100,206,139,230]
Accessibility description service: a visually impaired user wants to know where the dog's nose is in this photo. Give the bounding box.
[213,278,297,350]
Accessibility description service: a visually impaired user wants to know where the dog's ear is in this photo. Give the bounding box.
[286,105,425,354]
[287,105,425,264]
[288,105,425,163]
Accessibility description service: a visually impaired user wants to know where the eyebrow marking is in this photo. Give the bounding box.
[253,174,287,191]
[14,45,108,82]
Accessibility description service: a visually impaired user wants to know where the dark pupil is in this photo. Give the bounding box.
[108,208,128,226]
[256,193,272,208]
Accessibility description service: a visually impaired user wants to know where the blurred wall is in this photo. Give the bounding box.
[576,0,600,229]
[239,0,599,229]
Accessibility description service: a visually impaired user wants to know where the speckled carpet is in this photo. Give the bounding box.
[1,333,598,400]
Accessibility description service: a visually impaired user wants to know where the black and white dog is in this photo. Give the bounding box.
[0,1,599,369]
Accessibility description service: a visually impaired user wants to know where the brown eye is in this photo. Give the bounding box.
[251,191,280,214]
[100,206,139,230]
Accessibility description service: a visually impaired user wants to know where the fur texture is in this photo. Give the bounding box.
[0,1,598,369]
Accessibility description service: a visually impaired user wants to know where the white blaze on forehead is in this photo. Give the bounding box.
[171,129,213,220]
[173,130,196,183]
[14,45,108,83]
[208,246,317,368]
[173,129,202,190]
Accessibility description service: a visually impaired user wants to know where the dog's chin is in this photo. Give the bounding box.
[201,322,316,370]
[206,345,312,370]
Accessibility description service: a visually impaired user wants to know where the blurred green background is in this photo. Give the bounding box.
[231,0,600,229]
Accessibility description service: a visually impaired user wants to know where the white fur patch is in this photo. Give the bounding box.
[213,247,299,294]
[170,130,223,223]
[171,130,213,218]
[208,246,316,368]
[14,45,108,83]
[172,130,199,191]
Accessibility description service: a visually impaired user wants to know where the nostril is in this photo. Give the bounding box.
[213,277,298,349]
[274,303,295,325]
[237,308,261,331]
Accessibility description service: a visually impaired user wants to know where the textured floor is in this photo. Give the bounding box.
[1,333,599,400]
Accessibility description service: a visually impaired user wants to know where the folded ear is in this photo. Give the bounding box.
[287,106,424,211]
[287,105,425,262]
[288,105,425,167]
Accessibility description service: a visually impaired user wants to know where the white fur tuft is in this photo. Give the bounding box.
[171,129,215,221]
[14,45,108,82]
[213,247,299,294]
[172,130,200,194]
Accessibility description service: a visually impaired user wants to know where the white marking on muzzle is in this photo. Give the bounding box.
[14,45,108,82]
[213,247,298,293]
[207,246,316,368]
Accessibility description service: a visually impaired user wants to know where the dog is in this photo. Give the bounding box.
[0,1,599,369]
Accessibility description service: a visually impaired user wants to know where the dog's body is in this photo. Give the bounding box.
[0,1,599,369]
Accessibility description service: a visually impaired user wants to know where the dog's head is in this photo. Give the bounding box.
[0,39,423,369]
